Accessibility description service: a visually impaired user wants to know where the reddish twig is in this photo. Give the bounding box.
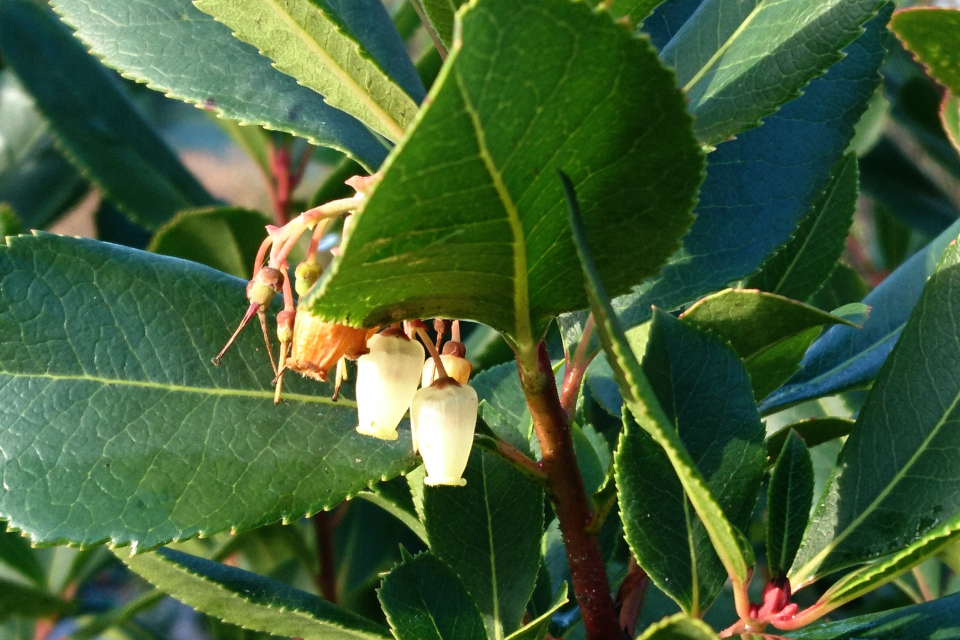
[313,511,339,604]
[520,341,621,640]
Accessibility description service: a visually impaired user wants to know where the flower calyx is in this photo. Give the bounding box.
[286,311,375,384]
[248,266,283,306]
[744,575,797,631]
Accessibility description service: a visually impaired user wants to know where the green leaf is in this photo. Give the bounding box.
[943,93,960,156]
[0,205,18,237]
[418,0,468,49]
[746,154,859,302]
[767,431,814,575]
[354,490,428,545]
[564,173,753,612]
[502,583,567,640]
[680,289,860,401]
[71,591,165,640]
[602,0,666,26]
[0,233,414,548]
[762,214,960,413]
[423,449,544,639]
[0,580,74,620]
[765,417,855,462]
[0,71,44,176]
[148,207,273,279]
[378,552,486,640]
[811,516,960,616]
[0,136,87,231]
[892,8,960,95]
[471,362,532,453]
[617,310,765,614]
[790,235,960,586]
[635,613,719,640]
[612,8,887,335]
[305,0,702,348]
[0,522,44,588]
[661,0,884,144]
[192,0,424,142]
[0,1,215,230]
[787,591,960,640]
[808,263,870,313]
[124,548,390,640]
[48,0,388,171]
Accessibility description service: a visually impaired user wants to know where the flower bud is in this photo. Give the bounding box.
[247,267,283,306]
[421,355,472,387]
[276,310,295,344]
[355,334,425,440]
[412,381,478,487]
[287,311,374,381]
[294,261,323,297]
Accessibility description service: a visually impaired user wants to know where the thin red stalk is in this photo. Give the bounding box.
[615,559,649,637]
[520,341,621,640]
[415,326,449,379]
[313,511,339,604]
[269,142,293,224]
[560,315,598,419]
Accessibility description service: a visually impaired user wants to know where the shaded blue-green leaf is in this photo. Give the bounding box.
[0,1,215,230]
[0,233,414,549]
[636,613,719,640]
[192,0,424,142]
[641,0,705,50]
[0,580,74,620]
[148,207,272,279]
[305,0,702,346]
[71,591,165,640]
[565,173,753,611]
[503,583,567,640]
[762,215,960,413]
[0,136,87,231]
[49,0,387,171]
[746,154,859,302]
[790,236,960,586]
[767,431,814,575]
[787,591,960,640]
[661,0,884,144]
[808,263,870,313]
[680,289,860,401]
[419,0,468,49]
[765,418,855,463]
[124,548,390,639]
[0,522,43,588]
[471,362,532,453]
[0,71,44,175]
[617,311,764,614]
[355,479,427,544]
[95,200,152,250]
[615,9,887,334]
[378,552,486,640]
[423,449,543,639]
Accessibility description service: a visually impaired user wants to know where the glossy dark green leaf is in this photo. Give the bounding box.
[148,207,272,279]
[378,552,486,640]
[423,449,543,638]
[762,215,960,413]
[614,9,887,334]
[0,233,414,549]
[617,311,764,614]
[305,0,702,347]
[892,8,960,95]
[787,591,960,640]
[471,362,532,453]
[660,0,884,144]
[95,200,152,250]
[0,136,87,231]
[0,205,17,237]
[767,431,814,575]
[746,154,859,302]
[502,583,567,640]
[944,93,960,155]
[765,418,854,462]
[808,263,870,313]
[192,0,424,142]
[602,0,666,25]
[418,0,468,49]
[0,522,43,588]
[680,289,860,401]
[0,580,74,620]
[635,613,719,640]
[790,237,960,586]
[49,0,387,171]
[0,1,215,230]
[124,548,390,639]
[565,174,753,611]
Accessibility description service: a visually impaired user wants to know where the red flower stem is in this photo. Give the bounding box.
[269,141,293,224]
[560,314,599,419]
[312,511,339,604]
[520,341,621,640]
[415,326,449,379]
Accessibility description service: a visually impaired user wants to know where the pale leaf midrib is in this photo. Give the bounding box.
[0,371,350,407]
[791,354,960,585]
[250,0,407,140]
[453,71,532,348]
[681,0,772,94]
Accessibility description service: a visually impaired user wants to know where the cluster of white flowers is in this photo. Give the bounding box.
[355,330,478,487]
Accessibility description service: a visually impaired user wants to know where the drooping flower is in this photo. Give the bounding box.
[355,332,425,440]
[286,311,375,382]
[411,379,478,487]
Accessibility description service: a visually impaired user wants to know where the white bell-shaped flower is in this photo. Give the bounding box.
[356,333,425,440]
[412,381,478,487]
